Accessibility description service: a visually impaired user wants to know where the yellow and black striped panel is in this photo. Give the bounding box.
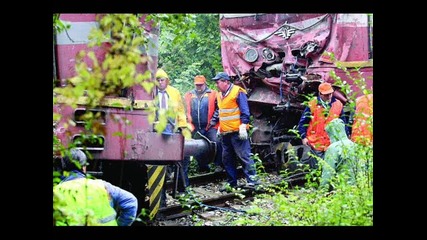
[147,165,166,219]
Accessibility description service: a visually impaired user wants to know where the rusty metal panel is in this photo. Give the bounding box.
[54,105,184,163]
[85,108,184,162]
[91,131,184,163]
[248,86,281,105]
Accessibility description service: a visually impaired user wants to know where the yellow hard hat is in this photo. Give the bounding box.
[156,68,169,79]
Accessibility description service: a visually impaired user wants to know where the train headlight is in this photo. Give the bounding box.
[262,48,275,61]
[244,48,258,63]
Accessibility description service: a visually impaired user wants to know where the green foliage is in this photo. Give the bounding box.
[327,51,373,100]
[187,156,200,175]
[53,14,158,158]
[157,14,222,94]
[251,152,267,177]
[53,14,70,34]
[233,178,372,226]
[54,14,154,110]
[177,188,203,211]
[230,142,373,226]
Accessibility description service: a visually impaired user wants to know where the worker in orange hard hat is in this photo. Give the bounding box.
[297,82,349,169]
[184,75,224,173]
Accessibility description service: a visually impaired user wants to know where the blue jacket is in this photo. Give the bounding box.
[59,170,138,226]
[185,87,217,131]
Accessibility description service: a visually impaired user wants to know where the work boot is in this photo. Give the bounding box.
[214,165,224,173]
[244,181,263,191]
[219,183,236,193]
[246,182,257,187]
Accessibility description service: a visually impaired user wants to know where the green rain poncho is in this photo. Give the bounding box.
[320,118,359,190]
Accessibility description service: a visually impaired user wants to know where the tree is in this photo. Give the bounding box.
[157,14,222,94]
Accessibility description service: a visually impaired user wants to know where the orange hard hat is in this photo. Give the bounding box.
[194,75,206,84]
[318,82,334,94]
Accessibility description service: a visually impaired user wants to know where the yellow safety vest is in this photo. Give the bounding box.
[165,85,188,129]
[53,178,118,226]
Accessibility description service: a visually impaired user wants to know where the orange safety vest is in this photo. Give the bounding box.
[351,94,373,146]
[184,89,219,131]
[306,98,343,151]
[217,85,247,134]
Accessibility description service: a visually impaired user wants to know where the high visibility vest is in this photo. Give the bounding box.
[306,98,343,151]
[53,178,118,226]
[351,94,373,146]
[217,85,247,133]
[164,85,188,129]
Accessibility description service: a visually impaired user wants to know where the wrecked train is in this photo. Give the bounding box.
[218,13,373,171]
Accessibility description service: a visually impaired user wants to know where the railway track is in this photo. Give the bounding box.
[152,168,307,225]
